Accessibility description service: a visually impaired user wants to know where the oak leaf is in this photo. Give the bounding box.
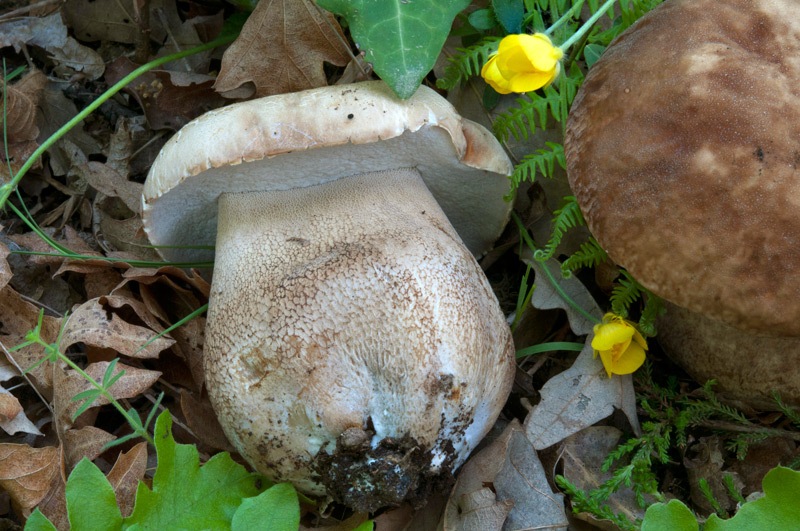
[214,0,351,97]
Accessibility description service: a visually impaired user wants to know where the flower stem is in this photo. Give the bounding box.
[559,0,616,51]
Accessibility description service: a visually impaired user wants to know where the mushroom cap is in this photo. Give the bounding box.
[657,302,800,406]
[565,0,800,335]
[143,81,513,262]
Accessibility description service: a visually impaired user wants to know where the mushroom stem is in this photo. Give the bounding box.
[203,168,514,509]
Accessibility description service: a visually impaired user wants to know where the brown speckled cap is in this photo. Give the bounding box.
[565,0,800,335]
[143,81,513,263]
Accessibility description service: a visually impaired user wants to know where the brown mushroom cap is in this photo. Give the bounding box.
[565,0,800,335]
[143,81,513,262]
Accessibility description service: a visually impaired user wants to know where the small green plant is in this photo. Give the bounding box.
[12,310,161,449]
[25,411,303,531]
[556,365,800,529]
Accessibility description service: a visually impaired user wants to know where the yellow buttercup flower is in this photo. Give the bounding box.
[591,313,648,378]
[481,33,564,94]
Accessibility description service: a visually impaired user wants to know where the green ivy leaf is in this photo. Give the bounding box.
[123,411,269,530]
[705,466,800,530]
[317,0,471,98]
[231,483,299,531]
[641,499,698,531]
[67,458,124,530]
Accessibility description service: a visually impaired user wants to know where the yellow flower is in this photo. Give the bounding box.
[481,33,564,94]
[591,313,648,378]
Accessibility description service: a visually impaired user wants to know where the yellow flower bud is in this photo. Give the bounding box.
[591,313,648,377]
[481,33,563,94]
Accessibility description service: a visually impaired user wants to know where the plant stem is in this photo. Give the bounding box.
[0,33,236,209]
[559,0,616,51]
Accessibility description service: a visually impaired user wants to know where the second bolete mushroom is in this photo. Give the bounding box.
[565,0,800,403]
[142,81,516,511]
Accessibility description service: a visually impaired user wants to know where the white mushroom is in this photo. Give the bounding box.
[143,81,516,511]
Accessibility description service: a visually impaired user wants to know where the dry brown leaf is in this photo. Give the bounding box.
[0,286,61,397]
[35,454,67,530]
[60,296,174,359]
[38,83,103,176]
[524,343,640,451]
[53,361,160,431]
[63,426,116,471]
[0,69,46,143]
[0,14,104,79]
[214,0,350,97]
[443,420,568,531]
[107,442,147,517]
[0,383,42,437]
[0,444,60,512]
[180,390,234,452]
[560,427,645,530]
[0,390,23,422]
[106,57,226,131]
[67,153,143,214]
[63,0,173,44]
[0,241,12,292]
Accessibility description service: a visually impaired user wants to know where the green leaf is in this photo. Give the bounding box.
[641,499,698,531]
[66,458,123,531]
[584,43,605,67]
[492,0,524,33]
[468,8,498,31]
[231,483,299,531]
[23,509,57,531]
[317,0,471,98]
[705,466,800,530]
[123,411,267,530]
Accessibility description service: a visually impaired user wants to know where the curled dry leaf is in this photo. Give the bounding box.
[0,444,60,512]
[0,390,23,422]
[60,296,175,359]
[443,420,568,531]
[214,0,351,97]
[0,69,47,181]
[0,13,104,80]
[107,442,147,518]
[524,342,640,450]
[0,69,46,143]
[0,242,11,292]
[0,387,42,436]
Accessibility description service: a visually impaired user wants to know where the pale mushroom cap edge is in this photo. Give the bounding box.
[142,81,514,263]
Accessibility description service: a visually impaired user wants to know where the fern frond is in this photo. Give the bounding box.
[509,141,565,188]
[610,270,644,318]
[493,91,557,141]
[561,237,608,275]
[436,37,501,90]
[638,291,664,337]
[534,196,585,262]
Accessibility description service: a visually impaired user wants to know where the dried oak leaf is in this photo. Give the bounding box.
[214,0,351,97]
[0,444,60,512]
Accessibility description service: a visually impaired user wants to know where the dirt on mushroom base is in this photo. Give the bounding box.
[315,426,457,513]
